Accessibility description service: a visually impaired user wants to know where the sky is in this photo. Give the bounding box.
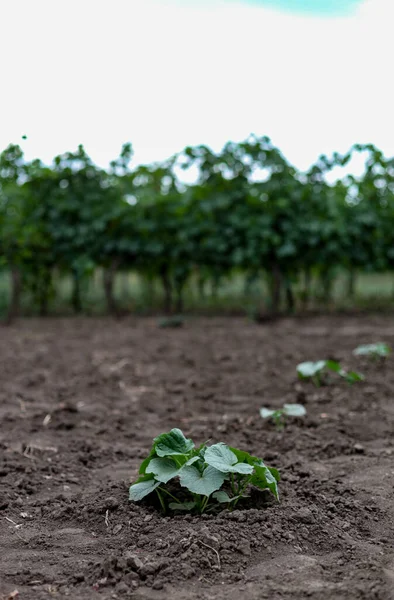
[1,0,393,177]
[238,0,362,15]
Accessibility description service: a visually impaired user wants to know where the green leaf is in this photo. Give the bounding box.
[154,428,194,457]
[179,465,225,496]
[325,360,342,373]
[169,502,196,511]
[204,443,254,475]
[297,361,326,378]
[145,457,181,483]
[283,404,306,417]
[325,361,364,383]
[229,447,262,467]
[185,455,201,466]
[129,475,160,501]
[251,464,279,500]
[212,490,247,503]
[353,343,391,357]
[344,370,365,384]
[260,407,277,419]
[268,466,281,482]
[212,490,232,503]
[138,450,157,475]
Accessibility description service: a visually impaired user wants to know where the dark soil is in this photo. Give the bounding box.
[1,316,394,600]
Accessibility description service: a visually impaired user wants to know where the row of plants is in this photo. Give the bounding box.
[129,342,390,513]
[1,136,394,320]
[260,342,390,427]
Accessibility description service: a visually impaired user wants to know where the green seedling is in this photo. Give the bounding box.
[297,360,364,387]
[260,403,306,430]
[129,428,280,514]
[353,343,391,360]
[158,316,184,328]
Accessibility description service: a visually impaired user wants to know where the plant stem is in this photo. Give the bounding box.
[200,496,210,513]
[156,489,166,513]
[235,474,247,495]
[230,473,236,495]
[172,456,184,468]
[232,476,252,508]
[312,374,321,388]
[273,412,285,430]
[157,486,180,503]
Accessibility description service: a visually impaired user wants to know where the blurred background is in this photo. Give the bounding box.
[1,0,393,320]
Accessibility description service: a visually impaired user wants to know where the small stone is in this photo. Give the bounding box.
[139,561,161,578]
[115,581,130,594]
[224,510,246,522]
[294,507,315,524]
[125,552,143,571]
[113,524,123,535]
[181,565,196,579]
[353,443,365,454]
[202,534,220,547]
[238,541,251,556]
[152,578,164,590]
[105,496,119,509]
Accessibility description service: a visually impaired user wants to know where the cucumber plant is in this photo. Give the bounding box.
[129,428,280,513]
[297,360,364,387]
[260,403,306,430]
[353,343,391,360]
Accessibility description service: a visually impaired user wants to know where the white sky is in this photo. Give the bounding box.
[1,0,393,175]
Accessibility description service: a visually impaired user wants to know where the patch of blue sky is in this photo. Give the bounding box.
[238,0,364,17]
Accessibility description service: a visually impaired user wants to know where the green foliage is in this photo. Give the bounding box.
[2,136,394,317]
[353,342,391,359]
[154,429,195,457]
[297,360,364,386]
[129,428,280,513]
[260,403,306,430]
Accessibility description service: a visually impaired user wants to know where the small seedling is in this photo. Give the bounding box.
[129,428,280,514]
[260,403,306,430]
[353,343,391,360]
[158,316,184,328]
[297,360,364,387]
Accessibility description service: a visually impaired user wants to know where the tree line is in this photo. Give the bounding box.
[0,135,393,321]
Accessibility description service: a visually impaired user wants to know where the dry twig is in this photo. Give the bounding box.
[198,540,221,570]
